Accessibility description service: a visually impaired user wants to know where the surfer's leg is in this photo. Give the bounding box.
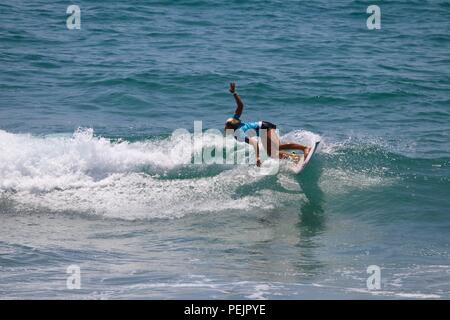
[280,143,311,158]
[261,129,280,159]
[264,133,306,161]
[265,129,305,160]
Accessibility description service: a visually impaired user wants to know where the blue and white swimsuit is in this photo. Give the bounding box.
[232,114,276,143]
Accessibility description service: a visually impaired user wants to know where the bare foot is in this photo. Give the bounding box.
[291,153,301,164]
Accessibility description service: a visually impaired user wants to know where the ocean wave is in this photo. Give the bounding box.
[0,128,304,219]
[0,128,189,192]
[2,128,445,220]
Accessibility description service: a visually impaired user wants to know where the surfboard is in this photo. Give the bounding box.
[285,140,320,174]
[279,130,321,174]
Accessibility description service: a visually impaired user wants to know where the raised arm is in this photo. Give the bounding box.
[229,82,244,117]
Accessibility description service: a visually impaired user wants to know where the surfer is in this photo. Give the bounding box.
[224,82,311,167]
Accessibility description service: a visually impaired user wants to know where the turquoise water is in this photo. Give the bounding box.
[1,0,449,299]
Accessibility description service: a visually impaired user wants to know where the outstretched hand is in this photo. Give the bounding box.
[229,82,236,94]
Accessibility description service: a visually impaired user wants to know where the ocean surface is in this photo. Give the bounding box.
[1,0,449,299]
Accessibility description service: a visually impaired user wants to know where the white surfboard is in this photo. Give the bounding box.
[280,130,321,174]
[287,140,320,174]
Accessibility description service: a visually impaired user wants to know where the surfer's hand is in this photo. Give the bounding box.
[256,158,262,167]
[229,82,236,94]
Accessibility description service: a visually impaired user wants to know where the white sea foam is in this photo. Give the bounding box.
[0,128,393,219]
[318,168,391,194]
[0,129,304,219]
[12,171,287,219]
[0,128,188,192]
[311,133,396,194]
[280,129,321,149]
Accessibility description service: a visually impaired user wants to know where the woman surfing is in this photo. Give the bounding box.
[224,82,311,167]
